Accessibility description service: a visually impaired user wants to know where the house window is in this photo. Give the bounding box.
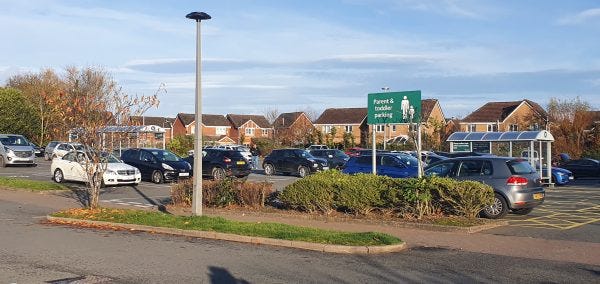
[487,124,498,132]
[190,125,195,135]
[216,127,227,135]
[375,125,384,132]
[467,124,476,132]
[262,129,269,136]
[345,125,353,132]
[392,125,396,132]
[530,123,539,131]
[245,128,255,136]
[509,124,519,131]
[323,125,332,133]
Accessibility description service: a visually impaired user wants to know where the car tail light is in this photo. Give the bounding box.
[507,176,528,186]
[223,157,231,163]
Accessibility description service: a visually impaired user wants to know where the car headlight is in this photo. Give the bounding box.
[4,146,12,153]
[162,163,174,171]
[313,163,318,167]
[134,168,140,174]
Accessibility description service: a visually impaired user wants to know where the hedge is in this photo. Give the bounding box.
[279,170,494,219]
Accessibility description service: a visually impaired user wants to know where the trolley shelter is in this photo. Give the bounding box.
[446,130,555,184]
[99,125,167,153]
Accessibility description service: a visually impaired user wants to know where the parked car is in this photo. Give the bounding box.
[434,151,494,158]
[52,142,85,159]
[342,152,419,178]
[51,151,141,186]
[546,167,573,185]
[44,141,62,161]
[120,148,191,184]
[183,148,251,180]
[0,134,36,167]
[262,148,329,177]
[559,158,600,178]
[401,151,448,165]
[214,145,252,162]
[345,147,365,157]
[306,144,329,150]
[29,141,45,157]
[425,157,545,219]
[309,149,350,169]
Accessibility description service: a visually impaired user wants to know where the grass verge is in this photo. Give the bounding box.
[0,176,68,191]
[52,208,401,246]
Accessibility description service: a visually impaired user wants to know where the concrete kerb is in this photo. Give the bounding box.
[45,215,407,254]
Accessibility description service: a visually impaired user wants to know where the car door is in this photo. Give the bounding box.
[138,150,156,179]
[425,161,457,178]
[378,155,406,178]
[454,160,493,185]
[279,151,295,173]
[202,150,216,176]
[73,152,89,182]
[59,152,76,180]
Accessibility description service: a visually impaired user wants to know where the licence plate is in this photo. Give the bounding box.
[236,161,246,165]
[322,167,329,170]
[533,193,544,200]
[568,176,574,180]
[179,172,190,177]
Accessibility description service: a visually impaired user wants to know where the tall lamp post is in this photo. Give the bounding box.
[186,11,211,216]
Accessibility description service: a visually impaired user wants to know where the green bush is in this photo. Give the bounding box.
[167,135,194,157]
[280,172,495,219]
[430,177,494,218]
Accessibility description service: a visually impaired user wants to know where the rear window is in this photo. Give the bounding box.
[507,160,536,174]
[225,150,244,158]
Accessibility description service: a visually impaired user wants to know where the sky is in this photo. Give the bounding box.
[1,0,599,119]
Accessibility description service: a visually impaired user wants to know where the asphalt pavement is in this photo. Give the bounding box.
[1,197,598,283]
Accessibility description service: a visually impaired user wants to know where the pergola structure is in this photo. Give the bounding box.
[447,130,555,184]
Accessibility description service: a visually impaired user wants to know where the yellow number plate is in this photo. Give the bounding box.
[533,193,544,200]
[236,161,246,165]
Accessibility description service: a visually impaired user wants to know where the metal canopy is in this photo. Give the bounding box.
[447,130,554,142]
[99,125,166,134]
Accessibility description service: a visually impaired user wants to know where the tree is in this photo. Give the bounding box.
[0,88,40,139]
[547,97,593,159]
[7,69,64,145]
[168,135,194,157]
[52,67,159,208]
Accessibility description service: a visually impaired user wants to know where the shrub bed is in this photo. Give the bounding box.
[170,179,273,208]
[279,170,494,219]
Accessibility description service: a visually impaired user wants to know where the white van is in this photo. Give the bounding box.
[0,134,36,167]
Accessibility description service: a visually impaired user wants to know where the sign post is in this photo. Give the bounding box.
[367,90,422,176]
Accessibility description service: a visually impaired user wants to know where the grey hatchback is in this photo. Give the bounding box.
[425,156,545,219]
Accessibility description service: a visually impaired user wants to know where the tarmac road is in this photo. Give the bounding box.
[1,197,598,283]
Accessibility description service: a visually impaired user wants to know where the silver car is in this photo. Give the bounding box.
[425,156,545,219]
[0,134,36,167]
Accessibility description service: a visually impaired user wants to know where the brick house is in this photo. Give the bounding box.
[226,114,273,145]
[383,99,446,143]
[273,112,315,146]
[314,108,369,146]
[461,100,547,132]
[129,116,175,147]
[172,113,235,145]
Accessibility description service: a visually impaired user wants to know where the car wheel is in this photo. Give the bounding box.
[151,170,164,184]
[264,163,275,176]
[512,208,534,215]
[53,169,64,183]
[481,193,509,219]
[298,166,309,178]
[212,167,226,181]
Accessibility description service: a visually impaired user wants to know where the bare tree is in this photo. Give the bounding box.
[547,97,593,158]
[263,107,280,125]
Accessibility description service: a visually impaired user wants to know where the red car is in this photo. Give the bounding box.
[345,147,365,157]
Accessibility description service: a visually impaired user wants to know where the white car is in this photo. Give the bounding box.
[51,151,141,186]
[52,142,85,159]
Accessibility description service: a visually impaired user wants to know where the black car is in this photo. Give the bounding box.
[183,148,251,180]
[262,148,329,177]
[309,149,350,169]
[121,148,191,183]
[29,142,45,157]
[559,158,600,178]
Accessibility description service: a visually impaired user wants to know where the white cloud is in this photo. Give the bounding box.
[558,8,600,25]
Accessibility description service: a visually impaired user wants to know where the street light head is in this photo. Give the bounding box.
[186,12,211,21]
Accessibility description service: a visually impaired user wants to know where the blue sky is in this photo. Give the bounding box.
[1,0,599,119]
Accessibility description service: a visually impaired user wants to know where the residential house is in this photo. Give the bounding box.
[226,114,273,145]
[461,100,547,132]
[383,99,447,143]
[129,115,176,147]
[314,108,369,146]
[172,113,235,145]
[273,112,315,146]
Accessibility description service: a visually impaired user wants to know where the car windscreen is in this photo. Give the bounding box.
[0,135,29,146]
[294,149,315,159]
[396,155,419,167]
[101,154,121,163]
[507,160,536,174]
[151,150,182,162]
[225,150,245,158]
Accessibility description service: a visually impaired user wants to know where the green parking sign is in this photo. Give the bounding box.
[367,90,421,124]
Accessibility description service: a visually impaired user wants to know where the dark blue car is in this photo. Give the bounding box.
[342,153,419,178]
